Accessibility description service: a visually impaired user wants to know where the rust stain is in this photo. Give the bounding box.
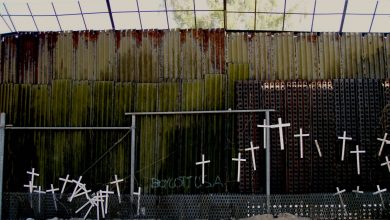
[147,30,165,48]
[132,30,143,45]
[115,30,121,49]
[83,31,99,42]
[180,30,187,44]
[72,32,79,49]
[308,34,318,43]
[210,30,225,73]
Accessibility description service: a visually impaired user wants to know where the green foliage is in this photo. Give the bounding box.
[166,0,300,30]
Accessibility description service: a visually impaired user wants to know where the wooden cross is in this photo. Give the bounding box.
[133,187,142,216]
[314,140,322,157]
[27,168,39,185]
[245,141,259,170]
[23,180,37,193]
[334,187,347,215]
[350,145,365,175]
[69,176,83,202]
[373,185,387,208]
[338,131,352,161]
[110,175,124,203]
[195,154,211,184]
[352,185,363,194]
[294,128,309,158]
[59,174,72,198]
[270,118,290,150]
[378,133,390,156]
[257,119,270,149]
[100,185,114,214]
[381,156,390,173]
[34,186,46,213]
[46,184,59,211]
[232,153,246,182]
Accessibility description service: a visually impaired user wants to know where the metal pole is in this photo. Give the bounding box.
[265,111,271,213]
[130,115,136,203]
[5,126,132,130]
[0,113,5,220]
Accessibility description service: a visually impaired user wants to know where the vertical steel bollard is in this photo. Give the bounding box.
[0,113,6,219]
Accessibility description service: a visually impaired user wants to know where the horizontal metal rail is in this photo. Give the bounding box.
[3,126,132,130]
[125,109,275,116]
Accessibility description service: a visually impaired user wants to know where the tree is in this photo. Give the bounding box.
[167,0,301,30]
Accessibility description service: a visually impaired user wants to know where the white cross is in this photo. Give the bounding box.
[333,187,347,215]
[133,187,142,216]
[69,176,83,202]
[232,153,246,182]
[294,128,310,159]
[76,194,103,220]
[34,186,46,213]
[46,184,59,211]
[100,185,114,214]
[378,133,390,156]
[257,119,270,149]
[381,156,390,173]
[352,185,363,194]
[71,184,91,200]
[373,185,387,207]
[338,131,352,161]
[314,140,322,157]
[195,154,211,184]
[350,145,365,175]
[23,180,37,193]
[270,118,290,150]
[110,175,124,203]
[245,141,260,170]
[59,174,72,198]
[27,168,39,185]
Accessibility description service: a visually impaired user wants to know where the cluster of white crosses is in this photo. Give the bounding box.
[22,169,140,220]
[195,118,390,207]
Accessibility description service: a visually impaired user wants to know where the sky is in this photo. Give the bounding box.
[0,0,389,33]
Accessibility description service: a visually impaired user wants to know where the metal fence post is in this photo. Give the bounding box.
[0,113,6,219]
[130,115,136,203]
[265,111,271,213]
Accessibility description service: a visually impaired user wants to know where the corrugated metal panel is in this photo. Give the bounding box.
[228,32,389,80]
[1,30,390,193]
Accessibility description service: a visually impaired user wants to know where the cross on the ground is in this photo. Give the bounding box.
[270,118,290,150]
[69,176,83,202]
[232,152,246,182]
[314,140,322,157]
[59,174,72,198]
[34,186,46,213]
[110,175,124,203]
[381,156,390,173]
[23,180,37,193]
[334,187,347,215]
[350,145,365,175]
[46,184,59,211]
[294,128,310,159]
[338,131,352,161]
[257,119,270,149]
[133,187,142,216]
[245,141,259,170]
[373,185,387,208]
[100,185,114,214]
[378,133,390,156]
[352,185,363,194]
[76,193,103,220]
[27,168,39,185]
[71,184,91,200]
[195,154,211,184]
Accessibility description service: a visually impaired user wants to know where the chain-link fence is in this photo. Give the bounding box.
[2,192,390,219]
